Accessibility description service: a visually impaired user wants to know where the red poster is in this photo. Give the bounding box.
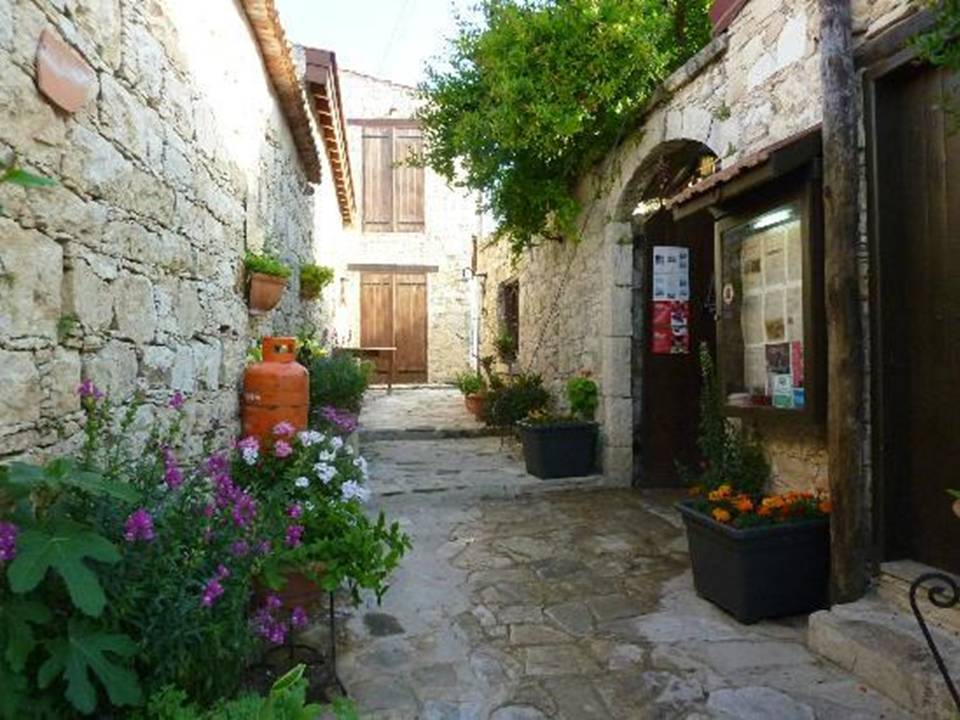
[652,326,673,354]
[791,341,805,387]
[651,301,690,355]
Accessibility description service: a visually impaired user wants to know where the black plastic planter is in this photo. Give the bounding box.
[676,501,829,624]
[518,421,598,479]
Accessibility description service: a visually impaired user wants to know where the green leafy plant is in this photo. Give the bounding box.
[294,327,327,366]
[914,0,960,71]
[453,371,486,396]
[679,343,770,497]
[417,0,712,255]
[298,264,335,300]
[244,251,291,279]
[566,373,598,421]
[137,664,357,719]
[307,353,373,413]
[483,372,550,427]
[493,328,517,364]
[57,314,79,343]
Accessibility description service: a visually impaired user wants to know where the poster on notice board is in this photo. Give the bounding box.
[651,246,690,355]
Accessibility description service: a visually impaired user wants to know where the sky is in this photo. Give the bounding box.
[274,0,478,87]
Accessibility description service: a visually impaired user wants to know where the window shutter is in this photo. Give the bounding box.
[363,127,393,231]
[393,129,425,232]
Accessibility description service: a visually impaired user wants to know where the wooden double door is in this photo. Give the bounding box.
[360,271,428,383]
[873,60,960,574]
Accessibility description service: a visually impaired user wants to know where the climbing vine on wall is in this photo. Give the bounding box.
[915,0,960,71]
[416,0,712,258]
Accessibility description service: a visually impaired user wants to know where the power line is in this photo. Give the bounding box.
[378,0,416,78]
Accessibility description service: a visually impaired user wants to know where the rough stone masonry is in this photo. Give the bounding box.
[0,0,330,461]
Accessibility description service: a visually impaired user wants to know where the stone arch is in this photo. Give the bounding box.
[612,138,718,224]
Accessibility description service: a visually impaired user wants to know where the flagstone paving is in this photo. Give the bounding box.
[327,390,912,719]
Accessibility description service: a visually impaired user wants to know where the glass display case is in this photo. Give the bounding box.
[715,183,823,422]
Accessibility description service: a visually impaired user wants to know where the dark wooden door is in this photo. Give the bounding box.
[359,272,428,383]
[639,209,716,486]
[875,62,960,573]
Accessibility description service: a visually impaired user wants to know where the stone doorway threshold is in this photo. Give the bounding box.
[808,561,960,719]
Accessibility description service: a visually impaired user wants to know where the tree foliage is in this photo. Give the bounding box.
[915,0,960,71]
[417,0,712,256]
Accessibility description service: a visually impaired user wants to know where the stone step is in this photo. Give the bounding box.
[876,561,960,636]
[808,594,960,719]
[360,426,504,441]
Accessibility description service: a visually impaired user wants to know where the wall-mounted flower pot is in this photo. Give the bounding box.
[248,272,287,314]
[464,393,486,418]
[676,500,829,624]
[518,421,598,479]
[255,565,326,610]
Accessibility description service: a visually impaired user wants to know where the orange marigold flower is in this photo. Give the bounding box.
[818,500,832,514]
[709,484,733,502]
[688,485,704,497]
[734,497,754,513]
[712,508,732,523]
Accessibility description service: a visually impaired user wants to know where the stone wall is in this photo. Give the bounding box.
[477,0,915,488]
[321,70,480,382]
[0,0,335,461]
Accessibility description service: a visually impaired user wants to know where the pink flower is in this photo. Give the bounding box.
[124,509,155,543]
[162,446,183,490]
[287,503,303,519]
[236,436,259,452]
[168,391,185,410]
[76,379,104,400]
[0,522,18,562]
[273,421,296,437]
[274,440,293,459]
[200,578,224,607]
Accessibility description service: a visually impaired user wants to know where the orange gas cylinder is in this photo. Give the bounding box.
[242,337,309,442]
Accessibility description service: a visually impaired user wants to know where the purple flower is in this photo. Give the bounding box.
[237,436,259,452]
[256,539,272,556]
[320,406,358,434]
[76,379,104,400]
[231,492,257,528]
[231,540,250,557]
[274,440,293,459]
[200,578,224,608]
[291,607,308,628]
[0,522,18,562]
[205,453,228,476]
[168,391,185,410]
[215,563,230,580]
[266,594,282,610]
[285,524,304,548]
[286,503,303,519]
[162,446,183,490]
[273,421,296,437]
[124,509,155,543]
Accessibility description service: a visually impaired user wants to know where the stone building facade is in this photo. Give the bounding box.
[317,69,481,383]
[477,0,915,487]
[0,0,341,460]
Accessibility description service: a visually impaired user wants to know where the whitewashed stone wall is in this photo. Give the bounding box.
[478,0,916,488]
[319,70,480,382]
[0,0,334,460]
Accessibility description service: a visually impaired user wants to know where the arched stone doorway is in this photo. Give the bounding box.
[614,139,718,487]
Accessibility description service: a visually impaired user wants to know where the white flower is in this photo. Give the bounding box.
[241,447,259,465]
[313,462,337,485]
[330,436,344,452]
[353,456,369,479]
[344,444,355,455]
[298,430,325,447]
[304,501,315,511]
[294,476,310,489]
[341,480,370,503]
[316,448,336,463]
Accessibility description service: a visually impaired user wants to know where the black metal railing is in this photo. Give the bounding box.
[910,572,960,713]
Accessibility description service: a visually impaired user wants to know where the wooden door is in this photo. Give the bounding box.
[639,209,716,486]
[874,62,960,573]
[359,272,428,383]
[394,273,428,382]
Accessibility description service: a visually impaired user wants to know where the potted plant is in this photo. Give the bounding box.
[299,263,334,301]
[676,344,831,623]
[517,372,598,479]
[454,370,487,418]
[245,251,291,314]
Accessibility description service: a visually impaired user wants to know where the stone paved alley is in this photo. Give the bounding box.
[331,389,912,720]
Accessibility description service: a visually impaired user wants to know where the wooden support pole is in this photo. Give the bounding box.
[818,0,868,602]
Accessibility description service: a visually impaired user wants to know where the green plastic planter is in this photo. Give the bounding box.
[676,500,830,624]
[518,421,598,479]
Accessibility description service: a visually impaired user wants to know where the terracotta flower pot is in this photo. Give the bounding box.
[248,272,287,314]
[255,565,326,610]
[464,393,486,418]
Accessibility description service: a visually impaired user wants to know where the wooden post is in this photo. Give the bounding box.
[818,0,868,602]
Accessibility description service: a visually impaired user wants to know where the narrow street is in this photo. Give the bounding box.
[334,389,910,720]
